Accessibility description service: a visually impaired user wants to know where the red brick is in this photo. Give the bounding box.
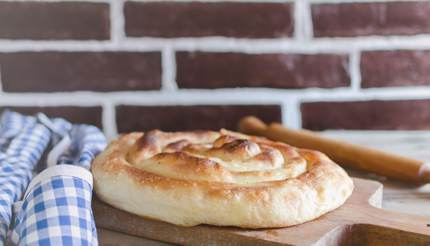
[312,2,430,37]
[0,2,109,40]
[361,50,430,88]
[301,100,430,130]
[0,106,102,128]
[176,52,349,89]
[0,52,161,92]
[124,2,293,38]
[116,105,282,133]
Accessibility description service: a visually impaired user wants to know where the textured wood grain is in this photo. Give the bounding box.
[98,228,172,246]
[96,130,430,245]
[323,131,430,216]
[93,178,430,245]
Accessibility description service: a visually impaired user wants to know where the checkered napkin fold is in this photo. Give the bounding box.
[0,111,106,245]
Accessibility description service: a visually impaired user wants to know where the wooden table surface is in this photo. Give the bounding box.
[97,131,430,245]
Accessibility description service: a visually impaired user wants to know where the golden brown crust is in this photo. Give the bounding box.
[92,129,354,228]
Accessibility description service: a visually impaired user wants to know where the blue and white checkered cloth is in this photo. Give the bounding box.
[0,111,68,244]
[0,110,106,245]
[11,171,96,246]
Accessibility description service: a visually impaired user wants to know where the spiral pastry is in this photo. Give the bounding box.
[92,129,353,228]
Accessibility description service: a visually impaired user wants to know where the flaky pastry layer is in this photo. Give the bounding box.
[92,129,353,228]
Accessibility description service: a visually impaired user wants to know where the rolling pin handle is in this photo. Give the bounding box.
[239,116,430,185]
[238,116,268,136]
[418,162,430,183]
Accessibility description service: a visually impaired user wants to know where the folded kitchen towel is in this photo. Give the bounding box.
[0,111,106,245]
[0,111,69,245]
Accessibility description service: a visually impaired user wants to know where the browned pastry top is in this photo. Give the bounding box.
[92,129,354,228]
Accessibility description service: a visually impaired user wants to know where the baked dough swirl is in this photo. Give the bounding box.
[92,129,353,228]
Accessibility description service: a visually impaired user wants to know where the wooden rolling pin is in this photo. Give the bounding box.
[238,116,430,184]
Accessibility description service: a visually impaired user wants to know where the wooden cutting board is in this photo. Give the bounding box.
[92,178,430,245]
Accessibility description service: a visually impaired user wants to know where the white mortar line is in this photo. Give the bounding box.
[349,49,361,91]
[5,87,430,133]
[110,91,287,105]
[123,35,430,52]
[309,0,428,3]
[294,0,313,41]
[0,69,3,93]
[127,0,294,2]
[110,0,125,46]
[161,46,178,91]
[294,0,304,40]
[101,102,118,140]
[281,103,288,126]
[0,0,406,3]
[297,87,430,102]
[4,87,430,106]
[0,93,106,106]
[3,36,430,53]
[1,0,109,2]
[282,97,301,129]
[0,41,115,52]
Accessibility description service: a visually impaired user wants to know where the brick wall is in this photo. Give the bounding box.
[1,0,430,138]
